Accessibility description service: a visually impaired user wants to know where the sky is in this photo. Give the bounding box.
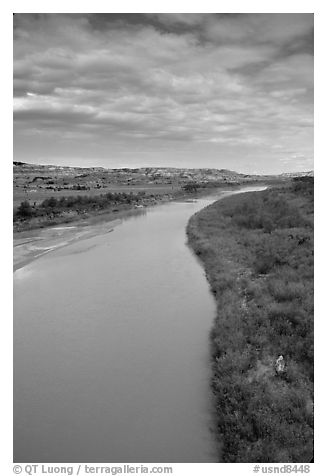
[13,13,314,174]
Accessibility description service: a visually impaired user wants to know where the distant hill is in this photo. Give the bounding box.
[13,160,313,212]
[280,170,314,178]
[13,161,313,181]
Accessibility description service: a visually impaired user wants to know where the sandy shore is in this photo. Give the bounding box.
[13,206,149,271]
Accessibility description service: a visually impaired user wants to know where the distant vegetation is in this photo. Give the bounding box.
[15,191,152,216]
[14,180,247,232]
[182,181,241,193]
[14,185,215,225]
[13,191,161,231]
[187,178,313,462]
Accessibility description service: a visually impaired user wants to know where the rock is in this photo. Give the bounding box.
[275,355,286,374]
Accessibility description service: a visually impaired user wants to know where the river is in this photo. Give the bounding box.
[13,186,266,463]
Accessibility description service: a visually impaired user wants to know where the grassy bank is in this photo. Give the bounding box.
[187,178,313,463]
[13,190,174,232]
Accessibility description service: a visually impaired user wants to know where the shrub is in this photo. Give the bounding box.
[17,200,33,217]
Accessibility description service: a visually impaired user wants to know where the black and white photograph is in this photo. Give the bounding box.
[11,5,315,472]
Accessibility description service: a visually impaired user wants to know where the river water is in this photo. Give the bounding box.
[13,186,265,463]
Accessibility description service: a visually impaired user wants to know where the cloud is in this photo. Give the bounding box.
[13,13,313,173]
[204,13,313,46]
[146,13,207,27]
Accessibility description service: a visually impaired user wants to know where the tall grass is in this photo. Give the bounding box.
[187,178,313,462]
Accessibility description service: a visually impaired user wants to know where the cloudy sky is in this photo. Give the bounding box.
[13,13,313,173]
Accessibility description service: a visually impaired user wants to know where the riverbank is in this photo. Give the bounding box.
[13,183,247,233]
[187,178,313,463]
[13,185,267,271]
[13,191,170,233]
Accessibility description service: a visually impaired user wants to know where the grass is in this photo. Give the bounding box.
[187,178,313,462]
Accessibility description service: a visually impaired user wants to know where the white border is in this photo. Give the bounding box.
[4,3,324,475]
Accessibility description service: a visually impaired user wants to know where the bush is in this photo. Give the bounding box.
[17,200,33,217]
